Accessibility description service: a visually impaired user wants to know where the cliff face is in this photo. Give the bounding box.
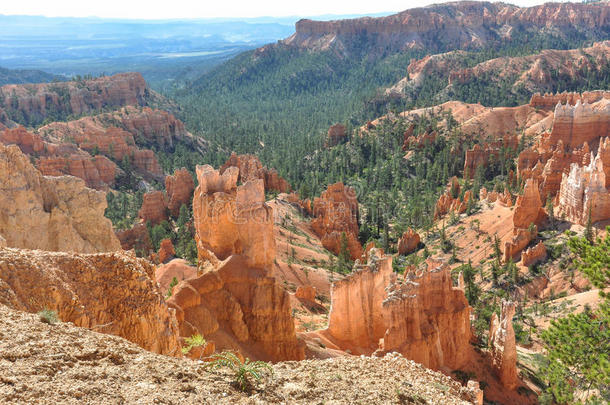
[0,248,181,356]
[165,168,195,217]
[504,179,545,262]
[322,250,472,371]
[311,182,363,260]
[0,73,149,127]
[168,165,303,362]
[0,143,120,253]
[283,2,609,55]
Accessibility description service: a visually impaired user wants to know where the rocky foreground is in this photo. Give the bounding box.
[0,305,480,404]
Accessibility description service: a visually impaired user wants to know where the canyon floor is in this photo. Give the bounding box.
[0,305,476,404]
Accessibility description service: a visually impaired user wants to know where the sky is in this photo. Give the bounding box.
[0,0,565,20]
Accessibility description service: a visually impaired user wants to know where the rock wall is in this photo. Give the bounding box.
[0,143,120,253]
[504,179,544,262]
[323,251,472,371]
[521,241,547,267]
[0,248,181,356]
[138,191,168,225]
[489,300,518,389]
[168,165,303,362]
[434,177,472,218]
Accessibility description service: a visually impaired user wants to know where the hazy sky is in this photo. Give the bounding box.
[0,0,565,20]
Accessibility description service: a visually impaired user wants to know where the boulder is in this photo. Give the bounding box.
[155,258,197,293]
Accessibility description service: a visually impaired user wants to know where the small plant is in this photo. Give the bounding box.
[38,308,59,325]
[166,276,179,299]
[181,334,206,356]
[207,351,272,392]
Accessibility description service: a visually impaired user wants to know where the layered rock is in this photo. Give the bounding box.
[522,241,547,267]
[0,143,120,253]
[322,250,471,371]
[165,168,195,217]
[311,182,363,260]
[530,90,610,110]
[168,165,303,361]
[115,222,152,253]
[557,146,610,225]
[504,179,544,262]
[0,248,180,356]
[326,124,347,147]
[138,191,168,225]
[489,300,518,389]
[0,73,149,127]
[463,135,518,178]
[220,153,290,193]
[397,228,420,255]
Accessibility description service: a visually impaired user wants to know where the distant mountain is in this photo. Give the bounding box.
[0,66,64,85]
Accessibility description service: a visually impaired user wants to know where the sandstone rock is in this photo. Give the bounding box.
[464,136,518,178]
[115,222,152,254]
[295,285,317,302]
[138,191,168,225]
[323,250,471,371]
[512,179,545,229]
[558,148,610,225]
[504,227,537,263]
[0,143,120,253]
[397,228,420,255]
[0,248,180,355]
[326,124,347,147]
[522,241,547,267]
[166,168,195,217]
[220,153,290,193]
[530,90,610,110]
[171,165,303,361]
[489,300,518,389]
[434,177,470,218]
[0,73,149,126]
[156,258,198,293]
[311,182,363,260]
[158,238,176,264]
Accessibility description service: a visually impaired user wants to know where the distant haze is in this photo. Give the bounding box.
[0,0,570,20]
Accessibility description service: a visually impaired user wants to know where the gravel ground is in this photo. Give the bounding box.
[0,305,478,404]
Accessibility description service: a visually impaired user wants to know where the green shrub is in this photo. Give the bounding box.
[207,351,272,392]
[38,308,59,325]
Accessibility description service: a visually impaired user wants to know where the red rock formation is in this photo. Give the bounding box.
[220,153,290,193]
[489,300,518,389]
[165,168,195,217]
[530,90,610,110]
[0,248,180,356]
[512,179,545,230]
[464,135,518,178]
[117,106,188,149]
[522,241,547,267]
[115,223,152,253]
[158,238,176,264]
[326,124,347,147]
[311,182,363,260]
[285,2,609,54]
[0,143,121,253]
[321,250,471,371]
[504,227,537,263]
[397,228,420,255]
[0,73,149,126]
[168,164,303,361]
[403,130,436,150]
[434,177,471,218]
[155,258,198,293]
[295,285,317,302]
[138,191,168,225]
[557,146,610,225]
